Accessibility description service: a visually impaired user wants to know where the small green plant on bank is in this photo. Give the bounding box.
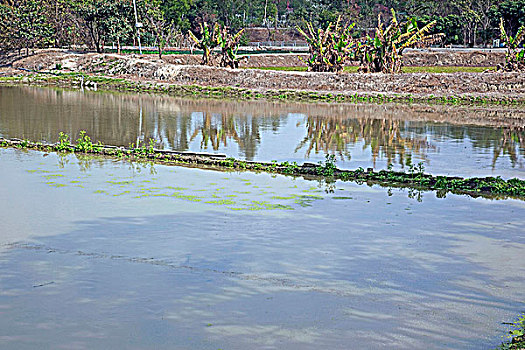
[148,138,156,154]
[132,139,156,157]
[15,139,29,148]
[317,154,337,176]
[75,131,101,153]
[499,18,525,72]
[497,314,525,349]
[57,132,73,152]
[280,161,299,174]
[408,161,426,183]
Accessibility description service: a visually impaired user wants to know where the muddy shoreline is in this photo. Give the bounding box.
[1,50,524,104]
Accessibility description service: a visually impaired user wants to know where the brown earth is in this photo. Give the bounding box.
[402,49,505,67]
[0,48,505,69]
[160,49,505,68]
[161,53,307,68]
[1,50,523,101]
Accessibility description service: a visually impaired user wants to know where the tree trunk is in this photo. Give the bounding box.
[274,1,278,32]
[87,22,102,53]
[473,24,477,47]
[263,0,268,27]
[55,0,60,47]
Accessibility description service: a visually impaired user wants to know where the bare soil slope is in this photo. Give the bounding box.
[1,50,523,101]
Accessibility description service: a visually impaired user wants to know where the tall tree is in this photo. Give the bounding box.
[45,0,83,48]
[0,0,53,54]
[73,0,134,53]
[142,0,177,58]
[493,0,525,36]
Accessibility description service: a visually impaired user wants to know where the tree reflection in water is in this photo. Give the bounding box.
[1,86,524,171]
[488,127,524,169]
[188,112,262,160]
[295,116,436,168]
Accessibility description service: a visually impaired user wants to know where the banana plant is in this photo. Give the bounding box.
[499,18,525,71]
[188,22,219,65]
[189,22,244,68]
[297,16,357,73]
[216,26,245,69]
[359,9,443,73]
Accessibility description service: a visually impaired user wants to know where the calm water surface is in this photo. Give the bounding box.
[0,86,524,178]
[1,85,524,349]
[0,149,524,349]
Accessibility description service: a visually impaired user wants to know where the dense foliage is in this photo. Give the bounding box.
[357,9,443,73]
[187,22,244,67]
[0,0,524,54]
[298,9,444,73]
[297,17,357,72]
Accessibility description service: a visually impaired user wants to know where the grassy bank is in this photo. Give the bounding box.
[1,133,524,200]
[1,72,523,106]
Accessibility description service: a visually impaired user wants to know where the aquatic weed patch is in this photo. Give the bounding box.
[497,314,525,350]
[2,133,525,200]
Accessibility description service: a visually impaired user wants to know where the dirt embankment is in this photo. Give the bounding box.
[161,53,307,68]
[2,50,524,101]
[1,48,505,69]
[402,50,505,67]
[161,49,505,68]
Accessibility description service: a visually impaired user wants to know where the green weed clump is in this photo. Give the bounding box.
[12,139,29,148]
[75,131,102,153]
[280,161,299,175]
[316,154,337,176]
[497,314,525,349]
[56,132,73,152]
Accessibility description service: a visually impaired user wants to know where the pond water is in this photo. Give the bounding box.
[0,86,524,349]
[0,86,524,178]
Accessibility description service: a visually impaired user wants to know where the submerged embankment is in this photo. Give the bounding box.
[1,50,525,103]
[2,134,524,200]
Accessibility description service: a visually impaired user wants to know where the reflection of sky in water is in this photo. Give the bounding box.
[0,86,524,178]
[0,149,524,349]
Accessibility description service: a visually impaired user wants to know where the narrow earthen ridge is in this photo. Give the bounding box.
[2,136,524,200]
